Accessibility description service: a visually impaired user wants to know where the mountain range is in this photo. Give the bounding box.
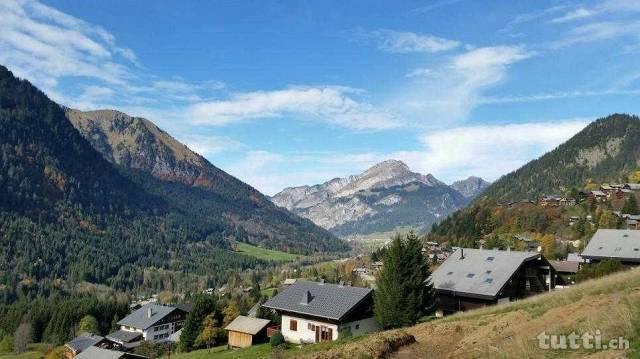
[271,160,489,237]
[0,65,344,292]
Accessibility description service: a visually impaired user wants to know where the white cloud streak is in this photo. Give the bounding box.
[188,87,400,130]
[392,46,533,125]
[366,29,460,53]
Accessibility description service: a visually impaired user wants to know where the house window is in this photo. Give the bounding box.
[290,319,297,331]
[308,323,316,331]
[320,326,331,341]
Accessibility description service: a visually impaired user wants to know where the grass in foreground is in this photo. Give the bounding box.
[0,343,51,359]
[392,266,640,358]
[234,242,302,262]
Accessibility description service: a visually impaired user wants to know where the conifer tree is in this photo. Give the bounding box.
[374,232,435,329]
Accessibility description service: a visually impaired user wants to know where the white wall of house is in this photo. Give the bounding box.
[121,320,184,343]
[338,317,380,337]
[281,314,338,344]
[281,315,379,344]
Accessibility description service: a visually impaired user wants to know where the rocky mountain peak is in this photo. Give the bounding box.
[451,176,491,198]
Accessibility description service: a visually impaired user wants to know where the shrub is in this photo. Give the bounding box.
[0,336,13,352]
[270,331,285,347]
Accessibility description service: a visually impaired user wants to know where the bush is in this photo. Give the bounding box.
[270,331,285,347]
[577,259,624,282]
[0,336,13,352]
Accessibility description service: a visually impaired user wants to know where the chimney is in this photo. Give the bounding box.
[147,307,153,318]
[460,248,465,260]
[319,278,325,285]
[300,290,313,305]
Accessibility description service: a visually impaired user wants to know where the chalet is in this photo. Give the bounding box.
[75,347,148,359]
[549,260,579,287]
[581,229,640,265]
[65,333,107,357]
[624,183,640,192]
[107,304,189,347]
[430,248,555,315]
[540,196,561,207]
[559,197,577,206]
[224,316,271,348]
[262,281,380,344]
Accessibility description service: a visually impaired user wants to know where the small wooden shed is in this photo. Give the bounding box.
[225,316,271,348]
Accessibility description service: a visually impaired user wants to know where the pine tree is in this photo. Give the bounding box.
[179,295,216,352]
[374,235,406,328]
[374,232,435,329]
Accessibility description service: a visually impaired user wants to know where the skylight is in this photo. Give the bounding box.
[486,270,492,274]
[466,273,475,278]
[484,278,493,283]
[447,271,454,275]
[486,256,495,261]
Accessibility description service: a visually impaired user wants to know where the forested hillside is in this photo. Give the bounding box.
[428,114,640,254]
[0,65,344,305]
[481,114,640,201]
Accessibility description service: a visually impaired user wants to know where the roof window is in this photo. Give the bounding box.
[484,278,493,283]
[466,273,475,278]
[447,271,454,275]
[486,256,495,261]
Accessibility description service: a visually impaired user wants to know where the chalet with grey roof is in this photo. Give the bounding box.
[262,280,380,344]
[107,304,189,347]
[430,248,555,315]
[64,333,107,357]
[582,229,640,265]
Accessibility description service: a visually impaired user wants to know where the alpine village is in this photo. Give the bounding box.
[3,1,640,359]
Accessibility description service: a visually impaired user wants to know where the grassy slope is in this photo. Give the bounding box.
[234,242,303,262]
[0,344,51,359]
[391,266,640,358]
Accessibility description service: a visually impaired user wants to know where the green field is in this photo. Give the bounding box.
[0,343,51,359]
[172,344,271,359]
[235,242,302,262]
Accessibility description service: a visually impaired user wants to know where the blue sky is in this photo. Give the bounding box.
[2,0,640,194]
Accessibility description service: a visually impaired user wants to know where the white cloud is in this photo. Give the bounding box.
[393,120,589,182]
[178,134,244,157]
[551,0,640,24]
[391,46,533,125]
[405,68,432,78]
[188,87,400,130]
[551,8,597,23]
[550,21,640,48]
[479,89,640,104]
[367,29,460,53]
[0,0,136,94]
